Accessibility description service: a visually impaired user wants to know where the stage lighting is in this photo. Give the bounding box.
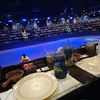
[34,18,38,21]
[61,18,65,24]
[47,17,50,20]
[22,18,27,22]
[69,17,73,20]
[61,18,65,20]
[8,20,13,23]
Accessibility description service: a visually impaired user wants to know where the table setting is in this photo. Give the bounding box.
[0,70,82,100]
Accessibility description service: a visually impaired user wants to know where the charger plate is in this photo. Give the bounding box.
[13,73,58,100]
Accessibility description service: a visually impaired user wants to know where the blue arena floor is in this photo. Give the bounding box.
[0,32,100,68]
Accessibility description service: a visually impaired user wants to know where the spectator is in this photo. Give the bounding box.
[21,29,28,39]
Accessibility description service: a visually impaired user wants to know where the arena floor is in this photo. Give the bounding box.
[0,33,100,67]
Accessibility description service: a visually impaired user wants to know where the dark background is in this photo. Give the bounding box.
[0,0,99,16]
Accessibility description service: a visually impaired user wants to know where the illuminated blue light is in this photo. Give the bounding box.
[34,18,38,21]
[69,17,73,20]
[47,17,50,20]
[8,20,13,23]
[22,18,27,22]
[37,21,39,23]
[61,18,65,20]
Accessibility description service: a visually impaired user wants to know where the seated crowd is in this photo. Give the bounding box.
[0,17,100,45]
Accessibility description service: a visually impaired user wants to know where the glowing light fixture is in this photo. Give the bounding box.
[8,19,13,23]
[47,17,50,20]
[22,18,27,22]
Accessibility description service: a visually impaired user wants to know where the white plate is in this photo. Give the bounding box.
[13,73,58,100]
[76,56,100,76]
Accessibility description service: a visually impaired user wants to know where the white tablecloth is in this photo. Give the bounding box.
[0,89,15,100]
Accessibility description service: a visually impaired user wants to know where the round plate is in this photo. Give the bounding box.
[13,73,58,100]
